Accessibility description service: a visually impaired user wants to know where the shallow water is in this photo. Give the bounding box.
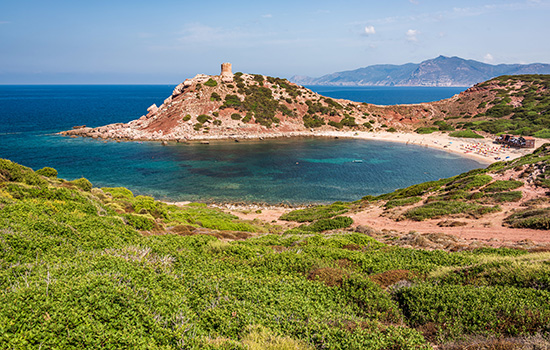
[0,85,483,204]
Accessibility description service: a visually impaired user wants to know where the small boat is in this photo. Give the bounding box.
[352,160,363,163]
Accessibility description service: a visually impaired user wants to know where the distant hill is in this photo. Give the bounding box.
[291,56,550,87]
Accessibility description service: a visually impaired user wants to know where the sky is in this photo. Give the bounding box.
[1,0,549,84]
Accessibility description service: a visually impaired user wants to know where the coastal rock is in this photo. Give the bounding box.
[172,83,186,96]
[57,65,548,149]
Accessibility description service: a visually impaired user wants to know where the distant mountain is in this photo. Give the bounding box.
[291,56,550,87]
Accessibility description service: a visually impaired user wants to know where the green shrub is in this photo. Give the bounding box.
[302,216,353,232]
[182,114,192,122]
[210,92,221,101]
[197,114,212,124]
[124,213,155,230]
[204,78,218,87]
[0,159,47,186]
[433,120,455,131]
[415,127,438,134]
[280,202,350,222]
[504,208,550,229]
[445,174,493,191]
[404,201,500,221]
[303,115,325,128]
[70,178,92,191]
[480,191,523,203]
[482,180,523,193]
[449,130,484,138]
[242,113,253,123]
[36,167,58,178]
[395,284,550,339]
[387,127,397,132]
[231,113,242,120]
[102,187,134,199]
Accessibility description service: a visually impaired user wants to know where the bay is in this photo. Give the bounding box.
[0,85,482,204]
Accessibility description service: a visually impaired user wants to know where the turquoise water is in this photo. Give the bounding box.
[0,85,483,204]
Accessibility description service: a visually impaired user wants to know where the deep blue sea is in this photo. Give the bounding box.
[307,85,466,105]
[0,85,483,204]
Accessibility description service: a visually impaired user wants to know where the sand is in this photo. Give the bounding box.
[307,130,545,164]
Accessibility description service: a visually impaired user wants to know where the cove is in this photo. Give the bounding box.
[3,133,485,204]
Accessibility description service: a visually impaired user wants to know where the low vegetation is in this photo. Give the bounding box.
[449,130,484,138]
[2,145,550,349]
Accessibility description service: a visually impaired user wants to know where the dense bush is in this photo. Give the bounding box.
[36,167,58,178]
[280,202,350,222]
[404,201,500,221]
[210,92,221,101]
[70,177,93,191]
[415,127,438,134]
[197,114,212,124]
[504,208,550,229]
[482,180,523,192]
[395,284,550,338]
[303,216,353,232]
[204,78,218,87]
[303,115,325,128]
[2,152,550,348]
[0,159,47,186]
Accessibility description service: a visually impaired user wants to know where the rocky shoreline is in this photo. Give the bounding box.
[60,127,543,164]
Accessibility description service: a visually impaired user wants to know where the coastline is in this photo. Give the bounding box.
[64,129,545,164]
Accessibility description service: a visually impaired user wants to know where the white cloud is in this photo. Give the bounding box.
[409,0,419,4]
[483,53,494,63]
[262,14,273,18]
[364,25,376,35]
[0,21,10,24]
[406,29,419,42]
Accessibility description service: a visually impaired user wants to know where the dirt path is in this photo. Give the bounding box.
[226,203,550,244]
[348,208,550,243]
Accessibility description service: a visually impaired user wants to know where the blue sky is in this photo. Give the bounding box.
[1,0,548,84]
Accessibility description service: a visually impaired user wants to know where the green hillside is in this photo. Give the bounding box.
[1,154,550,349]
[429,75,550,139]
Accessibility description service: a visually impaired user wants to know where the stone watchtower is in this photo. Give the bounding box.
[220,62,233,82]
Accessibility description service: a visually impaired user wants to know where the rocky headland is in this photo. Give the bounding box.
[60,66,550,164]
[58,63,454,141]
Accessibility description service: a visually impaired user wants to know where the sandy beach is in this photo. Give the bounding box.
[303,130,545,164]
[158,129,545,165]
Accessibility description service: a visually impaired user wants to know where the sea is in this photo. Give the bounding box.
[0,84,481,204]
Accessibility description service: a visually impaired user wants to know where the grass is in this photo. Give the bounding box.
[482,180,523,192]
[404,201,500,221]
[504,208,550,230]
[280,202,350,222]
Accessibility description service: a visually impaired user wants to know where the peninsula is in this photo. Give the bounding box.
[61,64,550,163]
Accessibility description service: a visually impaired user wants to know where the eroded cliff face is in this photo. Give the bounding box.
[60,67,550,142]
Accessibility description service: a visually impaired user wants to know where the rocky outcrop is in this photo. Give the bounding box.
[61,63,443,141]
[59,65,549,142]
